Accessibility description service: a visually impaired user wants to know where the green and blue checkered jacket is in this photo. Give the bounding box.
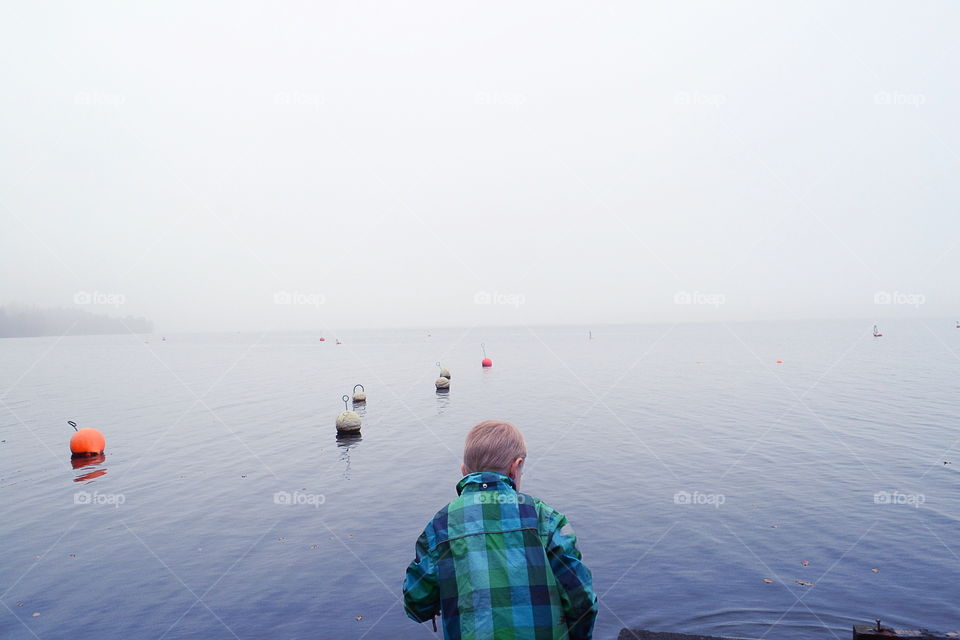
[403,472,598,639]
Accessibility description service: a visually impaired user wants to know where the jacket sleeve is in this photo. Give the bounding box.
[545,514,598,640]
[403,529,440,623]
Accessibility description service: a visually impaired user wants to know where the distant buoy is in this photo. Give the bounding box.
[352,384,366,403]
[436,361,451,380]
[68,420,105,456]
[319,337,326,342]
[481,343,492,367]
[336,395,361,433]
[775,360,783,364]
[336,339,342,345]
[435,376,450,390]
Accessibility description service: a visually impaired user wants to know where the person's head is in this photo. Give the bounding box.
[461,420,527,489]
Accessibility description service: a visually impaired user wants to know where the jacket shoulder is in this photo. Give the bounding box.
[519,494,567,536]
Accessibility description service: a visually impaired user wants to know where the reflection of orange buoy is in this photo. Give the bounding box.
[68,421,105,456]
[776,360,783,364]
[72,453,107,482]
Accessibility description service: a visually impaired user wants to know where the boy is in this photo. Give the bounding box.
[403,420,598,639]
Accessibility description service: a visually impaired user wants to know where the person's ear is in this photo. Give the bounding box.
[461,463,468,476]
[509,457,523,478]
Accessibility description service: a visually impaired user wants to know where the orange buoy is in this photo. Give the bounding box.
[68,421,105,456]
[481,342,493,367]
[775,360,783,364]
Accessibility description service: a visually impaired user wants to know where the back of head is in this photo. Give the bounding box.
[463,420,527,475]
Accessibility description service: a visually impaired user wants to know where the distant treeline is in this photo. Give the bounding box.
[0,306,153,338]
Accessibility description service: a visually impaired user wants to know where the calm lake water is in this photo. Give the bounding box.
[2,321,959,639]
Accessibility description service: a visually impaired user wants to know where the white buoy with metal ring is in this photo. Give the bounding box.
[436,361,451,380]
[336,394,362,433]
[352,383,366,403]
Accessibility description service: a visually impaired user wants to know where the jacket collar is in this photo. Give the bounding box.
[456,471,516,495]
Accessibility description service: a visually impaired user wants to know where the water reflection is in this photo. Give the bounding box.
[435,389,450,414]
[352,402,366,419]
[71,453,107,483]
[335,433,362,480]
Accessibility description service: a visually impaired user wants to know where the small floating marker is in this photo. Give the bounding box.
[435,376,450,391]
[335,395,361,434]
[352,384,366,404]
[775,360,783,364]
[319,336,326,342]
[873,324,883,337]
[336,339,342,345]
[68,420,105,457]
[481,343,492,368]
[436,361,451,380]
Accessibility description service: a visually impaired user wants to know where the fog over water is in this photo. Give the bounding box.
[1,2,958,333]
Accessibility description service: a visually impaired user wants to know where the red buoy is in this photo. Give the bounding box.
[482,357,492,367]
[775,360,783,364]
[68,421,105,456]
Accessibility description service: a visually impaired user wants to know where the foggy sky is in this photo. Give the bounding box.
[1,1,958,332]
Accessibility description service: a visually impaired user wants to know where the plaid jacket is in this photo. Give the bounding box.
[403,472,598,639]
